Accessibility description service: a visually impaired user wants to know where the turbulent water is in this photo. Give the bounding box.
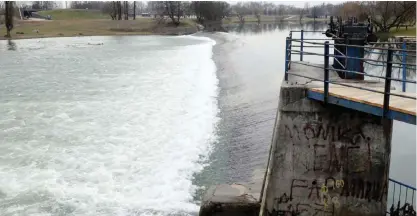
[0,36,219,216]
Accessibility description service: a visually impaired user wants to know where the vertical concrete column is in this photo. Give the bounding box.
[262,81,393,216]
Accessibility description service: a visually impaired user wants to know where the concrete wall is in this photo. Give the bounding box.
[261,80,393,216]
[199,184,260,216]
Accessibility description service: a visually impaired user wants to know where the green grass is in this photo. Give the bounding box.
[389,26,416,37]
[37,9,109,20]
[1,18,197,40]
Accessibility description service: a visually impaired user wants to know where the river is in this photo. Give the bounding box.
[0,22,415,216]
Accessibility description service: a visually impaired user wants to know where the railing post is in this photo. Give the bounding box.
[288,32,292,70]
[300,30,304,61]
[383,48,393,118]
[402,41,407,92]
[285,37,289,81]
[324,41,330,104]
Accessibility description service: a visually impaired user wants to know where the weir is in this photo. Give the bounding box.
[199,18,416,216]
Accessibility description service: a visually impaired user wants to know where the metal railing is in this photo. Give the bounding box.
[284,30,416,120]
[284,30,417,215]
[388,178,416,215]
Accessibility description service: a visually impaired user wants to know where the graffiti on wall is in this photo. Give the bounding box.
[270,114,389,216]
[283,120,373,175]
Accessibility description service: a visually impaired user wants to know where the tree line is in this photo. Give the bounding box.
[1,1,415,37]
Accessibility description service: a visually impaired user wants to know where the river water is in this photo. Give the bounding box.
[0,36,219,215]
[0,22,415,216]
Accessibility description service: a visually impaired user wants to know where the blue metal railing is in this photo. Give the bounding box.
[286,30,416,91]
[284,30,417,214]
[388,178,416,215]
[284,30,417,114]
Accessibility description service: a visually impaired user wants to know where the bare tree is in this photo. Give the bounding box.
[164,1,182,26]
[5,1,14,37]
[133,1,136,20]
[190,1,230,23]
[32,1,55,10]
[148,1,165,22]
[249,2,263,23]
[137,1,146,14]
[299,3,309,22]
[277,4,285,22]
[311,6,317,22]
[123,1,128,20]
[117,1,122,20]
[232,2,249,23]
[102,1,117,20]
[361,1,416,32]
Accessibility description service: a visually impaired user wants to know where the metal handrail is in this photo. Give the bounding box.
[291,39,417,53]
[365,50,417,58]
[364,60,417,70]
[287,62,417,100]
[389,178,417,191]
[284,30,416,111]
[387,178,416,215]
[289,49,417,68]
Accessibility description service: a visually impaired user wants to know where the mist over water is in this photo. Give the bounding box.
[0,36,219,216]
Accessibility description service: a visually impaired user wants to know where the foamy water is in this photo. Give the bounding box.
[0,36,219,215]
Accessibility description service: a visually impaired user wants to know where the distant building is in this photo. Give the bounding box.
[141,13,151,17]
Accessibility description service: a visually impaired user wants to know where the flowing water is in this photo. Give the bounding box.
[0,36,219,216]
[0,21,415,216]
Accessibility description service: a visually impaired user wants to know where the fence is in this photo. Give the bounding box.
[284,30,416,215]
[388,178,416,215]
[284,30,416,120]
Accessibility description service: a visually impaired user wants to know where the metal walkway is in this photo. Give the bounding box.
[308,83,416,124]
[285,30,416,125]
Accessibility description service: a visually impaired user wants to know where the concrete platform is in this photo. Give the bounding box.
[199,184,260,216]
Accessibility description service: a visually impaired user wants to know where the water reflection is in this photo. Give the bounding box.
[223,21,327,35]
[7,40,16,51]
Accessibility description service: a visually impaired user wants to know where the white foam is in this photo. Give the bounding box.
[0,36,219,215]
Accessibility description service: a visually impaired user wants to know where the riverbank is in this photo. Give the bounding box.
[0,18,198,40]
[390,26,416,36]
[223,15,327,24]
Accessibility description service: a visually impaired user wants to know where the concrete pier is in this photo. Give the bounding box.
[260,64,393,216]
[199,184,260,216]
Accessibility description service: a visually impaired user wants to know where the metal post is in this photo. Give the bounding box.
[324,41,330,104]
[402,41,407,92]
[288,32,292,70]
[383,48,393,118]
[300,30,304,61]
[285,37,289,81]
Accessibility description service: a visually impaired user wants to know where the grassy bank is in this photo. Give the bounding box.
[1,18,197,40]
[389,26,416,37]
[0,9,197,40]
[222,15,327,24]
[37,9,109,20]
